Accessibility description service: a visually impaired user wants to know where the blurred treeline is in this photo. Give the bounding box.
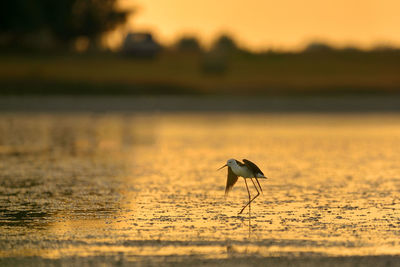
[1,1,400,96]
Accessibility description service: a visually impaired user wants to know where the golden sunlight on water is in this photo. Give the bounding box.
[1,113,400,263]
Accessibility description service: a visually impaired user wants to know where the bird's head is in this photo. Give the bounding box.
[217,158,236,170]
[226,159,236,167]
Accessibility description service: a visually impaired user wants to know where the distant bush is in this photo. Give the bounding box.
[175,36,203,53]
[211,34,238,53]
[201,50,228,75]
[304,42,335,53]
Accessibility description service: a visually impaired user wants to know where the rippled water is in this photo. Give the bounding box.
[1,113,400,264]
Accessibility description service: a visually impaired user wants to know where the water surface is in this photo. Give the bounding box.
[1,113,400,264]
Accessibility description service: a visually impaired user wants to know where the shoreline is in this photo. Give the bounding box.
[1,95,400,113]
[2,254,400,266]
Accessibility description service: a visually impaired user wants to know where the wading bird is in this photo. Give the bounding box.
[218,159,267,214]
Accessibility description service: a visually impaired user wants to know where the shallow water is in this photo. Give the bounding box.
[1,113,400,263]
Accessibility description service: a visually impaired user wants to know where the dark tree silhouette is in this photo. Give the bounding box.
[0,0,44,36]
[0,0,130,49]
[43,0,129,45]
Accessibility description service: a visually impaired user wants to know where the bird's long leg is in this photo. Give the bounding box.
[238,178,252,215]
[254,177,263,194]
[249,178,260,203]
[239,178,260,214]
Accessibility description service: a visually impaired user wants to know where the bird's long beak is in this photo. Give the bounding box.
[217,164,227,171]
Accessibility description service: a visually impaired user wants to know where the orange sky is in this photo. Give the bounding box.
[118,0,400,51]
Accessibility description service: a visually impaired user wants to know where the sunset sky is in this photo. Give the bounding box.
[119,0,400,51]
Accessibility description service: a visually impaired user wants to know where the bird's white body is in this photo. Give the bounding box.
[227,159,266,179]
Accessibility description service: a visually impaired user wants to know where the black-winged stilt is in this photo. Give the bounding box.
[218,159,267,214]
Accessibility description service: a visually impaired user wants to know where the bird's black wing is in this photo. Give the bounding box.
[242,159,264,176]
[225,166,239,196]
[235,159,245,167]
[243,159,264,193]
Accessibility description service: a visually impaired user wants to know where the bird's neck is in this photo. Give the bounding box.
[231,163,243,173]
